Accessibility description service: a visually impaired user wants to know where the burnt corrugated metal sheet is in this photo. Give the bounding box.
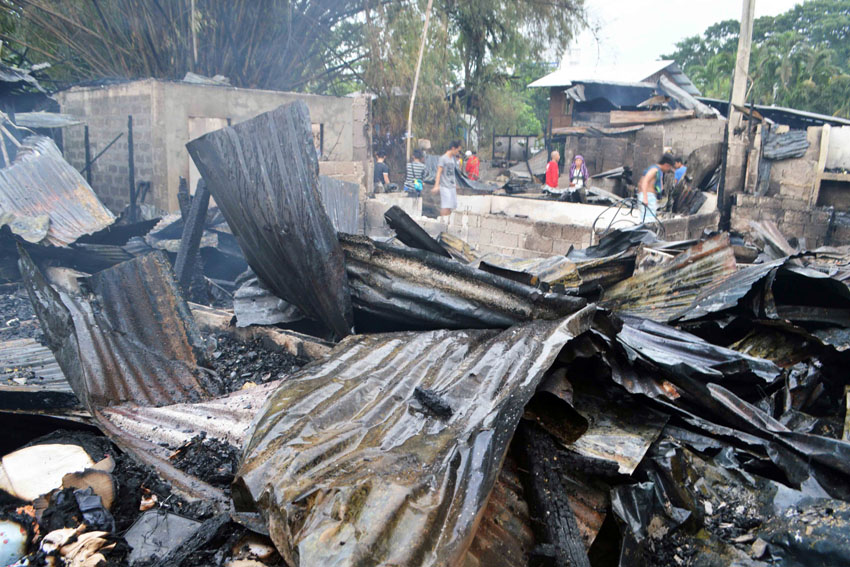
[479,255,581,289]
[0,337,66,387]
[763,129,810,160]
[0,336,80,411]
[186,101,353,338]
[462,458,534,567]
[601,233,738,322]
[19,249,217,410]
[20,248,231,504]
[617,316,781,386]
[676,260,783,322]
[233,307,596,567]
[340,234,587,330]
[319,175,360,234]
[0,137,115,246]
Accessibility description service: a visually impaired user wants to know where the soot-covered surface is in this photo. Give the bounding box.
[0,284,40,341]
[204,332,305,393]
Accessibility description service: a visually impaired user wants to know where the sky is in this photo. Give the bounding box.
[562,0,803,68]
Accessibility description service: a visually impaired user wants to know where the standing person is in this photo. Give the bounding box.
[373,150,390,193]
[569,155,589,189]
[465,150,480,180]
[404,149,427,193]
[432,140,462,219]
[674,156,687,184]
[545,150,560,190]
[638,153,675,222]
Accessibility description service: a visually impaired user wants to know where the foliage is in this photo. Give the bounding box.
[0,0,585,156]
[363,0,583,160]
[664,0,850,117]
[0,0,370,91]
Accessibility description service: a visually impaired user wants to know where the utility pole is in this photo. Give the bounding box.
[718,0,755,228]
[190,0,198,71]
[406,0,434,161]
[728,0,756,130]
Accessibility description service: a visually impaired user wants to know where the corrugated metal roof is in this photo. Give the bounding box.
[19,249,217,411]
[186,101,354,338]
[601,233,738,322]
[340,234,587,330]
[319,175,360,234]
[0,337,66,388]
[461,458,534,567]
[529,60,701,96]
[0,136,115,246]
[234,307,596,567]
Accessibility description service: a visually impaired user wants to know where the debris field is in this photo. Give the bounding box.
[2,100,850,567]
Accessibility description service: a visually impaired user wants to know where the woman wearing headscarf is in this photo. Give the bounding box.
[569,155,589,190]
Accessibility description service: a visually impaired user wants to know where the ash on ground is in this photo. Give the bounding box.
[204,332,305,393]
[170,432,241,488]
[0,285,41,341]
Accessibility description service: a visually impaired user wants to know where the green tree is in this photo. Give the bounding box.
[664,0,850,118]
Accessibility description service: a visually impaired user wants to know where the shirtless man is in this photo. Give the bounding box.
[638,153,675,222]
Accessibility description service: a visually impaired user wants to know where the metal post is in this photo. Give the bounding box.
[128,115,136,222]
[84,125,92,185]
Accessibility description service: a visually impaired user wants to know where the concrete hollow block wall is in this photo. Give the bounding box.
[367,194,719,258]
[56,79,372,215]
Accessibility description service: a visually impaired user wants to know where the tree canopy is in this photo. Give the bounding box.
[0,0,586,152]
[664,0,850,118]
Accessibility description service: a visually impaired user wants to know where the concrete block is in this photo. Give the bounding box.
[531,221,561,240]
[477,227,493,245]
[503,218,533,236]
[783,210,807,225]
[560,225,591,247]
[550,239,572,255]
[779,183,810,200]
[490,231,518,248]
[464,227,482,246]
[523,234,554,254]
[480,216,507,231]
[477,243,502,256]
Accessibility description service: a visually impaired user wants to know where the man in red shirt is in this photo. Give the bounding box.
[464,150,480,180]
[545,150,560,189]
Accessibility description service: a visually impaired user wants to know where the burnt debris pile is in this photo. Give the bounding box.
[2,101,850,566]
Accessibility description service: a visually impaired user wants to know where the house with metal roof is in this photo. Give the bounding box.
[529,60,701,132]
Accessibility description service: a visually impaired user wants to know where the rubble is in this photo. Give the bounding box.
[3,100,850,567]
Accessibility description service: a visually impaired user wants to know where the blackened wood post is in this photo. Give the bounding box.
[519,423,592,567]
[174,179,210,296]
[128,115,136,222]
[177,176,191,220]
[84,125,92,185]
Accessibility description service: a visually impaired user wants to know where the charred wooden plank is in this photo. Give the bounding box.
[518,423,591,567]
[173,179,210,303]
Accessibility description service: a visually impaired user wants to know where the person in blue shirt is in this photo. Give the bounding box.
[638,153,675,223]
[674,156,687,184]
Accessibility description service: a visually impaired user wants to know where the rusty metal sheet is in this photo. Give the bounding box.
[601,233,737,322]
[19,249,218,410]
[233,307,596,567]
[0,136,115,246]
[461,458,534,567]
[340,234,587,330]
[186,101,353,338]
